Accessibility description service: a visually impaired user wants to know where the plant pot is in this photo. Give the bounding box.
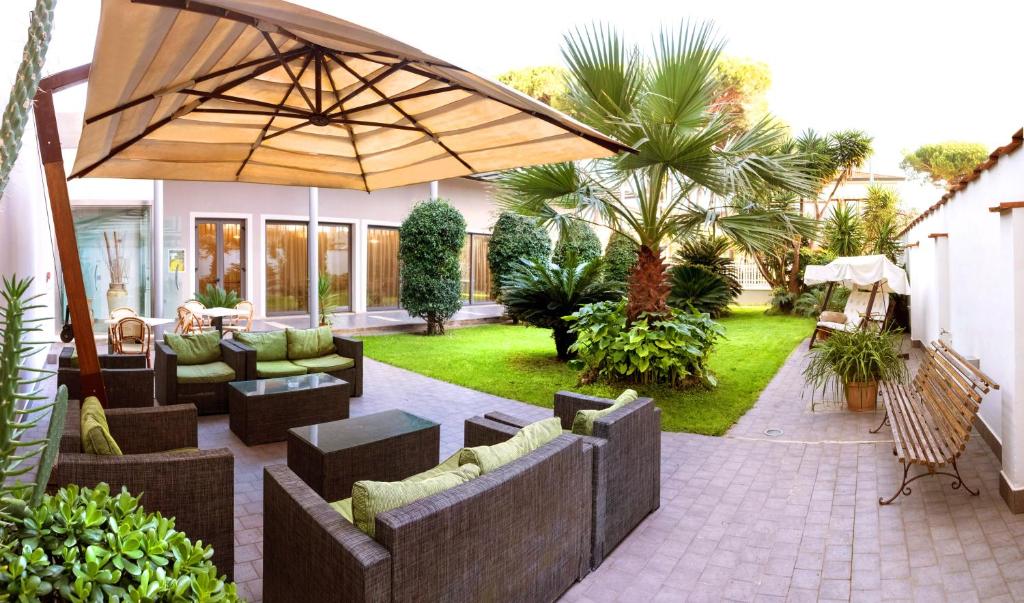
[106,283,129,315]
[844,380,879,412]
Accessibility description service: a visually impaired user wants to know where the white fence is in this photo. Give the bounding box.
[736,261,770,290]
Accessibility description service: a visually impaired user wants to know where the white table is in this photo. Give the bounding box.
[105,316,174,327]
[193,307,244,332]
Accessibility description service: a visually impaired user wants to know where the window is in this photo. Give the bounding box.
[195,219,245,298]
[265,221,352,315]
[367,226,400,309]
[460,233,494,304]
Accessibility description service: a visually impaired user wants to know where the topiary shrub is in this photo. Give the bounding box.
[0,483,239,601]
[552,221,601,266]
[603,232,638,285]
[487,212,552,300]
[399,199,466,335]
[566,299,724,388]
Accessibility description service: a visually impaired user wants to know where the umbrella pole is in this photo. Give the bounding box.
[33,65,107,403]
[862,282,880,332]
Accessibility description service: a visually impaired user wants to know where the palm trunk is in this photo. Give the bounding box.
[626,245,670,322]
[553,327,576,361]
[787,238,801,295]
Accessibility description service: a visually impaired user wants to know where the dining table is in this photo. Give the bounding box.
[193,306,245,333]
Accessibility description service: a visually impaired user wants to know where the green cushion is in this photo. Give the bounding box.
[256,360,307,378]
[330,498,354,523]
[572,389,639,436]
[234,330,287,362]
[316,326,336,357]
[351,464,480,537]
[176,361,236,384]
[405,450,463,483]
[81,397,122,456]
[459,417,562,474]
[286,328,322,360]
[291,354,354,373]
[164,330,221,366]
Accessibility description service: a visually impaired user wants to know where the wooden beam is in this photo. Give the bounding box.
[927,233,949,239]
[988,201,1024,213]
[328,85,461,119]
[33,65,106,403]
[261,31,315,112]
[322,54,369,192]
[322,61,407,115]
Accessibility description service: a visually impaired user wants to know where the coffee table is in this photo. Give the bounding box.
[229,373,349,446]
[287,410,440,502]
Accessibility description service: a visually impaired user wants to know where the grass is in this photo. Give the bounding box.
[360,307,813,435]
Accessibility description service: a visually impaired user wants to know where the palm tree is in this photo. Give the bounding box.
[497,22,817,321]
[815,129,874,219]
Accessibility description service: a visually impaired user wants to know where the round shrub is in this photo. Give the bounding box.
[552,221,601,266]
[603,232,638,285]
[0,483,238,601]
[487,212,552,299]
[399,199,467,335]
[566,300,724,388]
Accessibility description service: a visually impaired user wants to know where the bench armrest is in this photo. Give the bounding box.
[554,391,613,430]
[107,404,199,453]
[464,416,520,447]
[154,342,177,406]
[220,340,250,381]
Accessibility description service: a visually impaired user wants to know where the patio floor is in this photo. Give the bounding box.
[48,340,1024,601]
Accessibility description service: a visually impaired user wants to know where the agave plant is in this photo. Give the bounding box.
[194,284,242,309]
[318,273,339,326]
[500,255,622,360]
[823,204,865,257]
[0,275,68,513]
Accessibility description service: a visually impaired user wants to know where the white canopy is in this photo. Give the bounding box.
[804,254,909,295]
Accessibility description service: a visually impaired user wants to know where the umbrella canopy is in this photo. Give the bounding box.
[804,254,909,295]
[70,0,631,191]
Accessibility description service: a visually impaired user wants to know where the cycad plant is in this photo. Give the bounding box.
[0,276,68,512]
[500,255,622,360]
[194,284,241,309]
[668,236,741,317]
[498,22,816,323]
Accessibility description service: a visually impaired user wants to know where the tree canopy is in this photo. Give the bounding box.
[711,55,772,131]
[901,141,990,185]
[496,66,573,115]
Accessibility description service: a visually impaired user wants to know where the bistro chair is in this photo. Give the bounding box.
[107,306,137,342]
[223,300,254,334]
[113,316,151,367]
[184,299,213,331]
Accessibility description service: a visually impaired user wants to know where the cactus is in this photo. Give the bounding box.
[0,275,66,515]
[0,0,57,199]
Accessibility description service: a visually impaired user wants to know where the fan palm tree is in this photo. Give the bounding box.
[815,129,874,219]
[497,22,817,322]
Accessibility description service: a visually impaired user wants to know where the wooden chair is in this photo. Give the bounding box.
[223,300,254,334]
[113,316,151,367]
[184,299,213,331]
[107,306,137,341]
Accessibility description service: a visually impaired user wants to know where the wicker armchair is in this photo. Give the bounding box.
[50,400,234,577]
[466,391,661,568]
[57,348,154,408]
[154,339,246,415]
[233,334,363,397]
[263,435,591,602]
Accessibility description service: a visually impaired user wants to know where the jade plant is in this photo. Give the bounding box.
[0,484,240,601]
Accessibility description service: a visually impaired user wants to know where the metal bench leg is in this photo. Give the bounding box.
[950,460,979,497]
[880,461,979,505]
[880,463,912,505]
[869,410,889,434]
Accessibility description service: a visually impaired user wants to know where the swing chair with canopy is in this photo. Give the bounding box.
[803,254,909,348]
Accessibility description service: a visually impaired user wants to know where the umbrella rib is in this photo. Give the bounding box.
[322,54,369,192]
[329,119,420,132]
[261,120,313,142]
[84,48,306,125]
[191,107,308,119]
[237,49,316,178]
[261,31,316,112]
[179,90,312,117]
[322,61,407,115]
[322,49,475,173]
[328,85,462,119]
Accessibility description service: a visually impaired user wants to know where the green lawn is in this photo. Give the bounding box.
[360,307,813,435]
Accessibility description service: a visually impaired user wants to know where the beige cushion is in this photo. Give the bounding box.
[459,417,562,474]
[572,389,639,436]
[819,311,847,324]
[351,464,480,537]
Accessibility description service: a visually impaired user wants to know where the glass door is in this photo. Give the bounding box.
[460,233,495,305]
[195,219,245,298]
[265,221,308,314]
[366,226,400,309]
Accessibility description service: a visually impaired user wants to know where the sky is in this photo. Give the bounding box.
[6,0,1023,179]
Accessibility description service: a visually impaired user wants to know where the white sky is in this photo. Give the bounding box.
[7,0,1024,176]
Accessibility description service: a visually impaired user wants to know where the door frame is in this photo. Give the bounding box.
[194,218,247,298]
[363,223,402,311]
[187,212,253,303]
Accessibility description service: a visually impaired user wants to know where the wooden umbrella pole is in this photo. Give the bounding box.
[32,64,106,403]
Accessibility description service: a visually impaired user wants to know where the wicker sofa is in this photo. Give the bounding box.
[232,329,363,397]
[263,434,591,602]
[50,400,235,577]
[57,348,154,408]
[465,391,661,568]
[155,337,246,415]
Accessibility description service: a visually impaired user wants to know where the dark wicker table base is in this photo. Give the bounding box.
[228,379,349,446]
[287,410,440,502]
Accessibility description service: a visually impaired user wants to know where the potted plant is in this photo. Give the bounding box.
[803,329,908,412]
[318,273,338,326]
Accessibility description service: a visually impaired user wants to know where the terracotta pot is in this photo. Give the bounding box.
[844,380,879,412]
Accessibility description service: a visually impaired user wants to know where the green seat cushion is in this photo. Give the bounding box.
[351,464,480,537]
[330,498,354,524]
[176,361,236,384]
[234,330,287,362]
[291,354,354,373]
[459,417,562,474]
[165,447,201,454]
[572,389,639,436]
[255,360,307,378]
[286,327,330,360]
[164,330,221,366]
[81,397,122,456]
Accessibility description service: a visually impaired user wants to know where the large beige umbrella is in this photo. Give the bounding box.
[71,0,631,190]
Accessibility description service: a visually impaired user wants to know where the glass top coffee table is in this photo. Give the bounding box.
[228,373,350,446]
[287,409,440,502]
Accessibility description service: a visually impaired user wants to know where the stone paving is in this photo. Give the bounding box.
[49,340,1024,601]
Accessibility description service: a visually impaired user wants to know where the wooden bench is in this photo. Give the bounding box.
[876,340,999,505]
